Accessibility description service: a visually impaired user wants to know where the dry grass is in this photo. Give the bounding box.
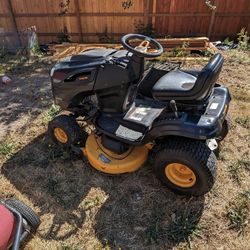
[0,50,250,249]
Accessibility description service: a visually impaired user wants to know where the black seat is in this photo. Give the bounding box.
[152,53,224,101]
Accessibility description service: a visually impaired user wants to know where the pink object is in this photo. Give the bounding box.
[0,204,15,250]
[1,76,12,84]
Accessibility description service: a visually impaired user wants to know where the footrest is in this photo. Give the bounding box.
[96,113,147,144]
[124,99,165,127]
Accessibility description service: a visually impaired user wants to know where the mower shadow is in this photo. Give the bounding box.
[2,133,205,249]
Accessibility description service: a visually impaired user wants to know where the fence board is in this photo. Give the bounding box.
[213,16,242,37]
[0,18,13,30]
[216,0,250,13]
[15,16,78,33]
[0,0,249,47]
[79,0,143,13]
[155,0,211,37]
[11,0,76,14]
[0,1,8,14]
[166,0,211,13]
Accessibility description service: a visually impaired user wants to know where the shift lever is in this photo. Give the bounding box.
[170,100,178,118]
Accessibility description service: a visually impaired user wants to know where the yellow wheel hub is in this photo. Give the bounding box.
[165,163,196,188]
[54,128,68,143]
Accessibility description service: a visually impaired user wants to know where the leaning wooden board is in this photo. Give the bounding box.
[50,37,216,61]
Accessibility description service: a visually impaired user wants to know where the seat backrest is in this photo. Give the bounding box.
[193,53,224,100]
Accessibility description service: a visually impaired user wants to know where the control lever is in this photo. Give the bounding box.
[170,100,179,118]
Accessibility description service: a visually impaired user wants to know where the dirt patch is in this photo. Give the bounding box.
[0,51,249,249]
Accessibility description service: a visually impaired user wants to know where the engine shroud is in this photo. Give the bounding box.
[51,49,143,114]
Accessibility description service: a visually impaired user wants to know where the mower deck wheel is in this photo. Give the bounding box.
[152,137,217,196]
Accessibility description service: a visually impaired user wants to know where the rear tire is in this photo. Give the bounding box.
[5,198,40,231]
[152,137,217,196]
[48,115,87,147]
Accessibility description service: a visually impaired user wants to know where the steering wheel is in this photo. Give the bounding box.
[121,34,163,58]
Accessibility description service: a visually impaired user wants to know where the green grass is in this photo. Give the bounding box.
[0,65,5,74]
[61,245,78,250]
[235,116,250,129]
[173,42,190,57]
[84,196,101,210]
[42,104,61,124]
[237,28,250,51]
[226,189,250,234]
[167,210,204,245]
[47,105,61,119]
[223,37,234,46]
[145,207,204,246]
[228,159,250,184]
[0,141,14,159]
[145,210,167,243]
[228,50,250,65]
[241,189,250,199]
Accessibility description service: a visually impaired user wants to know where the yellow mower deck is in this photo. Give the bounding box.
[82,133,148,174]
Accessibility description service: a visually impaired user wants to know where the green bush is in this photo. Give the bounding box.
[237,28,249,51]
[134,21,156,38]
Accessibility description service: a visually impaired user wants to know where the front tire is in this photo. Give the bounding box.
[153,137,217,196]
[48,115,86,148]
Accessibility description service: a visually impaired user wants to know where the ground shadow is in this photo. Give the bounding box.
[0,57,52,139]
[2,133,204,248]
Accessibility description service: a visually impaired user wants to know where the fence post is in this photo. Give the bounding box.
[144,0,150,26]
[74,0,83,42]
[151,0,157,28]
[5,0,21,47]
[207,0,218,38]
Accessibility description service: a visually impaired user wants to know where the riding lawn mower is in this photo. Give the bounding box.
[49,34,231,196]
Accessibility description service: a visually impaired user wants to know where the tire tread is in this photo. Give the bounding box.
[152,137,217,196]
[5,198,40,231]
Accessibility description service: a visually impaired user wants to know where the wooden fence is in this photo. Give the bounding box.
[0,0,250,48]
